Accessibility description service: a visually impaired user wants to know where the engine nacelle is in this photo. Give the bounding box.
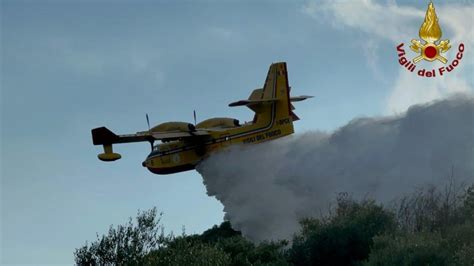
[196,118,240,129]
[151,121,195,132]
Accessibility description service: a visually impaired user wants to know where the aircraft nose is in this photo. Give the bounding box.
[142,161,146,167]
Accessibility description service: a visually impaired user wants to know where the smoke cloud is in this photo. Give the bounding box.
[196,94,474,242]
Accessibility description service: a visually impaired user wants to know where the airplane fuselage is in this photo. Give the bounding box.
[143,114,294,174]
[92,62,311,175]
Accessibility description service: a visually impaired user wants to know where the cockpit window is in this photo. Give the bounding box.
[153,145,170,154]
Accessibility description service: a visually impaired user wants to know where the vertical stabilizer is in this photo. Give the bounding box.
[253,62,293,127]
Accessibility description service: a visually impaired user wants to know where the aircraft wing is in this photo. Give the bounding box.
[151,130,210,139]
[92,126,210,146]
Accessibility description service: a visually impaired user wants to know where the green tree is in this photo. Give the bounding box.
[144,237,231,266]
[365,185,474,266]
[74,208,164,265]
[216,237,288,266]
[454,243,474,266]
[75,184,474,266]
[288,194,395,266]
[143,221,288,266]
[199,221,289,266]
[462,185,474,220]
[395,182,469,234]
[199,221,242,244]
[364,233,452,266]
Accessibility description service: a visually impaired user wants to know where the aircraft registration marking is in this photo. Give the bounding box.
[277,118,291,125]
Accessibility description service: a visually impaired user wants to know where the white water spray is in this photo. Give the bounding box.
[197,95,474,242]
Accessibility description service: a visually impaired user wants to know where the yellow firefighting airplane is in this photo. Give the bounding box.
[92,62,312,174]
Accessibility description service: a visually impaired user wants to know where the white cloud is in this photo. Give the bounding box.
[387,56,472,113]
[302,0,423,42]
[386,70,470,114]
[303,0,474,113]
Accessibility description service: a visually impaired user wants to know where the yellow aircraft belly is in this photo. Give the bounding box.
[143,122,294,175]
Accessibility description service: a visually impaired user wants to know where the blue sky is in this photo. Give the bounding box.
[2,0,473,264]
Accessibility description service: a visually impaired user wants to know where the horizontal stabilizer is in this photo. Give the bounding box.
[228,98,278,107]
[290,95,314,102]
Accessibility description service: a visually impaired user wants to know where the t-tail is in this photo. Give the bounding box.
[229,62,313,133]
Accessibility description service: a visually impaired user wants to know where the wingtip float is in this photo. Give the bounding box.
[91,62,312,174]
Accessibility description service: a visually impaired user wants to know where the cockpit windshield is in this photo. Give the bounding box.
[150,141,177,156]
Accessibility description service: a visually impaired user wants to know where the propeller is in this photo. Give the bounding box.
[193,110,197,126]
[146,113,151,131]
[146,113,154,150]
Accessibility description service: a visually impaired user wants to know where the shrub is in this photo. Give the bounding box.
[74,208,164,265]
[364,233,452,266]
[144,237,230,266]
[288,194,395,266]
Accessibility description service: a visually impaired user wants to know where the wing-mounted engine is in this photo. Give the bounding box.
[196,118,240,129]
[151,121,196,132]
